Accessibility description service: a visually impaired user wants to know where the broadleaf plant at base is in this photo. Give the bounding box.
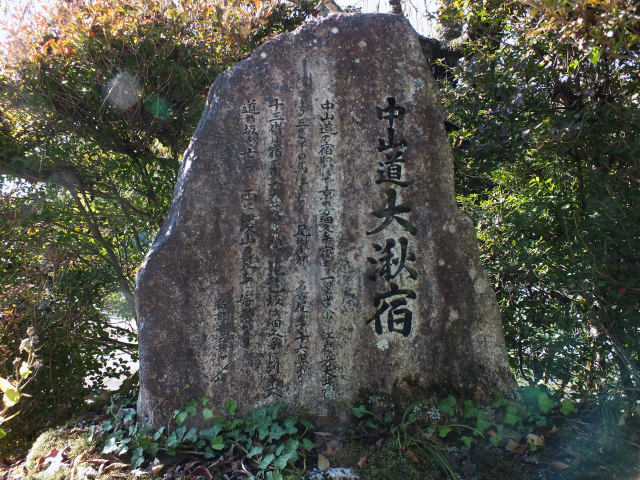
[95,394,315,479]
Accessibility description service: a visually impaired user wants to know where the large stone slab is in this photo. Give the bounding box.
[135,13,514,427]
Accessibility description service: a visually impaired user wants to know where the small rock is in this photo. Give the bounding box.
[303,467,361,480]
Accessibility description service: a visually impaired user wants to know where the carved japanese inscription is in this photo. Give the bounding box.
[135,13,515,429]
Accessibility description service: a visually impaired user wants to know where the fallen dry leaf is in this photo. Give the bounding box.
[357,456,367,468]
[104,463,131,472]
[505,439,521,452]
[546,461,570,469]
[190,465,213,479]
[406,449,420,463]
[526,433,544,446]
[68,427,89,434]
[317,454,330,471]
[151,463,164,476]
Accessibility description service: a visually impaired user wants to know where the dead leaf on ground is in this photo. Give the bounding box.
[357,456,367,468]
[68,427,89,434]
[505,439,521,452]
[190,465,213,479]
[526,433,544,446]
[406,449,420,463]
[317,454,330,471]
[103,462,131,472]
[314,432,342,457]
[151,463,164,476]
[546,461,570,469]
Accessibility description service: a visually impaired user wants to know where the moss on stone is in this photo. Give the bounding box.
[332,440,445,480]
[24,424,94,480]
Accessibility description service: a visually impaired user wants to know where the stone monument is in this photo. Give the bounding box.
[135,13,514,428]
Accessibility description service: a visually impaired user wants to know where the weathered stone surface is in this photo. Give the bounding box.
[135,13,514,427]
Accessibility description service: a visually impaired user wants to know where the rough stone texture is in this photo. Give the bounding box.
[135,13,514,428]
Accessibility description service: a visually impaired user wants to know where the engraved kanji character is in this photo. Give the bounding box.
[367,282,416,337]
[376,97,405,128]
[270,98,284,111]
[376,148,411,187]
[367,237,418,281]
[367,189,417,236]
[320,99,335,121]
[242,100,260,115]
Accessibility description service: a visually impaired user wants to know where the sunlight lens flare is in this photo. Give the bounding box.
[104,72,142,111]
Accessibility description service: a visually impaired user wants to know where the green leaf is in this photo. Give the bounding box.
[209,435,225,450]
[247,445,264,458]
[460,435,472,448]
[166,433,179,449]
[491,390,507,408]
[266,471,283,480]
[102,436,118,454]
[302,437,315,451]
[199,425,222,440]
[438,395,457,416]
[283,416,298,434]
[464,402,480,419]
[184,399,198,417]
[537,393,555,414]
[0,428,6,440]
[439,426,452,438]
[18,338,32,353]
[475,412,492,434]
[489,435,501,447]
[183,427,198,443]
[225,400,238,416]
[175,411,188,426]
[269,423,286,441]
[19,362,32,379]
[3,387,20,408]
[131,447,144,468]
[352,405,367,418]
[590,46,601,65]
[258,453,275,470]
[202,408,214,421]
[504,406,521,426]
[560,399,577,416]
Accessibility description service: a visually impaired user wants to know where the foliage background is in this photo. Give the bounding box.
[0,0,638,458]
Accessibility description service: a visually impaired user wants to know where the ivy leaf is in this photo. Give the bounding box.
[460,435,472,448]
[504,406,521,426]
[302,438,315,451]
[560,399,577,416]
[352,405,367,418]
[210,435,225,450]
[131,447,144,468]
[175,411,188,426]
[102,436,119,454]
[258,453,275,470]
[183,427,198,443]
[247,445,264,458]
[268,424,286,441]
[537,393,556,414]
[225,400,238,416]
[184,399,198,417]
[438,395,456,416]
[202,408,214,421]
[475,411,492,434]
[266,470,283,480]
